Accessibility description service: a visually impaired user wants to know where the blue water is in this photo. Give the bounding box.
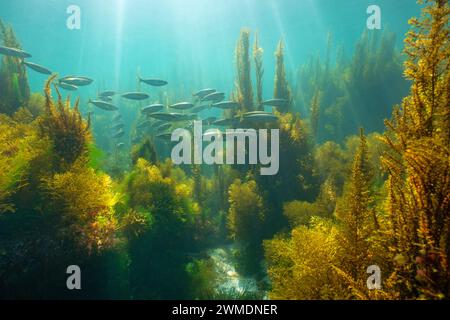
[1,0,419,97]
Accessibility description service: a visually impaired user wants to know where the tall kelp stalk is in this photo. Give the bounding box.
[382,0,449,299]
[253,33,264,110]
[235,29,254,113]
[0,19,30,115]
[273,40,293,113]
[39,75,91,171]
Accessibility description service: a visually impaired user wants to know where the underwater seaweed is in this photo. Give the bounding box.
[122,158,201,298]
[294,29,408,142]
[381,0,449,299]
[309,89,321,139]
[333,129,378,297]
[0,19,30,116]
[253,33,264,110]
[273,40,293,113]
[0,0,448,301]
[264,217,347,299]
[234,29,254,113]
[0,114,39,213]
[39,75,91,171]
[41,161,120,252]
[131,137,158,165]
[227,177,265,275]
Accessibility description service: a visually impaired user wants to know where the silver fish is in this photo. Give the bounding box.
[110,123,125,130]
[121,92,150,100]
[99,90,116,97]
[153,120,165,127]
[170,102,194,110]
[59,75,75,81]
[203,116,217,125]
[156,132,173,140]
[243,113,279,123]
[137,120,152,129]
[57,81,78,91]
[201,91,225,103]
[99,96,113,102]
[117,142,125,148]
[142,104,165,114]
[139,77,168,87]
[0,46,31,58]
[89,99,118,111]
[177,113,197,121]
[23,61,52,75]
[242,111,271,116]
[113,114,122,121]
[212,118,237,126]
[262,99,289,108]
[156,123,172,132]
[193,88,216,99]
[112,130,125,139]
[212,101,240,109]
[191,105,210,113]
[148,112,183,122]
[60,76,93,87]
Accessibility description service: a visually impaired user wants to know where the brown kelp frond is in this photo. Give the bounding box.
[234,29,254,112]
[253,32,264,109]
[40,75,91,170]
[274,39,293,112]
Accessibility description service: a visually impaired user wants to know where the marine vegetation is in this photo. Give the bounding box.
[253,33,264,110]
[273,40,294,113]
[0,18,30,115]
[39,75,91,171]
[264,0,449,300]
[234,29,254,113]
[295,29,409,142]
[122,158,201,299]
[380,0,449,299]
[227,177,266,275]
[0,81,121,298]
[0,0,448,300]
